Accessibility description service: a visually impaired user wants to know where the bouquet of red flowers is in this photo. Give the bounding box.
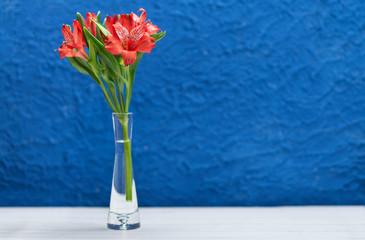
[57,9,165,114]
[57,9,165,203]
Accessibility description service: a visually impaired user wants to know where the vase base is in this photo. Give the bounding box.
[107,222,140,230]
[107,210,140,230]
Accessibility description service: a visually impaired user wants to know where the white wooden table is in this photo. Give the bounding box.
[0,207,364,239]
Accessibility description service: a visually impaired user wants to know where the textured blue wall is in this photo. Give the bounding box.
[1,0,365,206]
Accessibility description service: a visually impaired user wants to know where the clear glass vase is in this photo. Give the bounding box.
[107,113,140,230]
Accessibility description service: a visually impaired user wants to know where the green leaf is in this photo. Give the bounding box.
[67,57,101,85]
[95,12,104,42]
[91,19,111,36]
[86,29,116,83]
[83,27,121,77]
[151,31,166,42]
[88,40,102,73]
[76,12,85,28]
[67,57,90,75]
[88,38,97,62]
[96,11,101,22]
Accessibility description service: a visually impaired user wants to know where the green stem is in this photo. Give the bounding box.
[119,117,133,201]
[125,67,131,112]
[100,82,118,113]
[89,60,118,113]
[116,76,125,112]
[106,81,122,113]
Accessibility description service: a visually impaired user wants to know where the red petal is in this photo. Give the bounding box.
[58,49,71,59]
[131,12,140,23]
[137,8,147,23]
[62,25,75,46]
[121,50,137,66]
[105,36,125,55]
[74,47,89,60]
[133,33,155,53]
[106,15,118,37]
[117,14,135,32]
[147,23,161,35]
[57,42,71,58]
[73,20,86,47]
[113,23,129,46]
[86,12,96,22]
[86,12,97,36]
[130,22,148,41]
[57,42,88,60]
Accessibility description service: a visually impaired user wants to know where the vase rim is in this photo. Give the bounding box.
[113,112,132,115]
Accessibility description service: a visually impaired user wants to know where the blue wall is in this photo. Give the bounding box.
[1,0,365,206]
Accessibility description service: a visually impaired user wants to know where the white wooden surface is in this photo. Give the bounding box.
[0,207,364,239]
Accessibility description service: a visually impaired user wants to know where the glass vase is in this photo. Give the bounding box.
[107,112,140,230]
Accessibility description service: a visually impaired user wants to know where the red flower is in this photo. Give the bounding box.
[105,21,155,66]
[104,9,160,66]
[57,20,88,60]
[105,15,118,37]
[132,8,160,35]
[83,12,97,36]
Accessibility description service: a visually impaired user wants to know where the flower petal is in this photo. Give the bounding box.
[130,22,148,41]
[105,15,118,37]
[105,36,125,55]
[137,8,147,23]
[121,50,137,66]
[73,20,86,47]
[57,42,71,58]
[62,25,75,46]
[147,23,161,35]
[133,33,155,53]
[131,12,140,23]
[74,48,89,60]
[117,14,135,32]
[86,12,97,36]
[57,42,88,60]
[113,23,129,49]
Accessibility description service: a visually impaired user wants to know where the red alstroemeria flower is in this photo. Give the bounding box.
[83,12,97,36]
[105,21,155,66]
[105,15,118,37]
[132,8,160,35]
[57,20,88,60]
